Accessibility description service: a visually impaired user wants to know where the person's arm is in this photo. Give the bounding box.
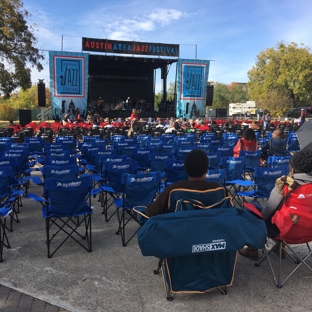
[261,141,270,152]
[145,186,171,217]
[261,186,283,219]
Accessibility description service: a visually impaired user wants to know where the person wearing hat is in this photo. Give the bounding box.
[145,149,226,217]
[239,149,312,261]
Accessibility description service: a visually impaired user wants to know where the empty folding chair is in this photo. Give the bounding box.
[115,171,161,246]
[207,151,222,169]
[132,148,154,171]
[27,176,93,258]
[99,160,138,222]
[175,147,195,161]
[239,150,261,179]
[212,145,234,157]
[0,203,12,262]
[164,159,188,185]
[206,168,226,186]
[267,155,291,168]
[237,165,289,206]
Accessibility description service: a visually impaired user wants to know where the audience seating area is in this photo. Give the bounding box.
[0,118,309,298]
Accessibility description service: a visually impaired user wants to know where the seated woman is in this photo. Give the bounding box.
[261,129,288,161]
[239,149,312,261]
[233,128,258,157]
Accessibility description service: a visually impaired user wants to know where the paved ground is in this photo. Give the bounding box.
[1,173,312,312]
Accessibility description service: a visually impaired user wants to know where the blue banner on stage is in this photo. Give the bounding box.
[175,59,210,119]
[49,51,89,121]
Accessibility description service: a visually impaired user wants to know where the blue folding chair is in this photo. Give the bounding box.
[114,171,161,246]
[175,147,195,161]
[222,156,255,207]
[159,143,177,155]
[161,133,176,144]
[0,166,24,232]
[206,168,226,186]
[194,143,211,153]
[212,146,234,157]
[207,151,222,169]
[137,188,267,300]
[0,203,12,262]
[27,176,93,258]
[239,150,261,179]
[164,159,188,185]
[132,148,154,171]
[236,165,290,206]
[148,153,174,173]
[267,155,291,168]
[222,133,238,147]
[99,160,138,222]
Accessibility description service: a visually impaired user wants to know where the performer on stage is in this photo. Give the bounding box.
[97,97,104,110]
[130,108,139,123]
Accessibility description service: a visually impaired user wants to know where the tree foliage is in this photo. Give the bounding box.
[247,42,312,115]
[1,84,51,109]
[212,82,249,108]
[0,0,44,98]
[0,103,16,120]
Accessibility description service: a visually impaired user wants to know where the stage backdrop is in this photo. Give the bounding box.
[175,59,210,119]
[49,51,89,121]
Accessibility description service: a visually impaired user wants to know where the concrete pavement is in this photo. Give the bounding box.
[0,177,312,312]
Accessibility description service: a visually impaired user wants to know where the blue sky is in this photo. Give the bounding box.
[23,0,312,92]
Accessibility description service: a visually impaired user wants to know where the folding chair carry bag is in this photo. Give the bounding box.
[138,208,267,294]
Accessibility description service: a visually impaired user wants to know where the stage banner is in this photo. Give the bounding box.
[49,51,89,121]
[175,59,210,119]
[82,38,179,57]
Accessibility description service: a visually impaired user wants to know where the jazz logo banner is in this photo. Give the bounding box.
[49,51,89,121]
[175,59,210,119]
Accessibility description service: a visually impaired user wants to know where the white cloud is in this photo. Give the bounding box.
[148,9,184,26]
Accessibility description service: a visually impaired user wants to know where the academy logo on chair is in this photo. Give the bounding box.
[130,177,154,183]
[112,164,130,169]
[51,160,71,165]
[263,170,282,176]
[172,162,184,168]
[51,169,71,175]
[192,239,226,253]
[56,181,82,188]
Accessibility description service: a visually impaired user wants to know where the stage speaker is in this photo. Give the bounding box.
[161,65,167,79]
[38,82,46,107]
[206,85,214,106]
[19,110,32,127]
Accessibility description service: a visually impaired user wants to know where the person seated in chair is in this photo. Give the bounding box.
[233,128,258,157]
[239,149,312,261]
[261,129,287,161]
[145,149,226,217]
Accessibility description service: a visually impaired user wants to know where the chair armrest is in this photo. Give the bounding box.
[26,193,48,204]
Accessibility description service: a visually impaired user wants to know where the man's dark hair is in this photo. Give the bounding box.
[184,149,209,177]
[289,150,312,173]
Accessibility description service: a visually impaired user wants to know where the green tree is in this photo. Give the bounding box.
[167,81,175,101]
[212,82,229,108]
[0,103,16,120]
[227,82,249,103]
[0,0,44,98]
[247,42,312,115]
[1,84,51,109]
